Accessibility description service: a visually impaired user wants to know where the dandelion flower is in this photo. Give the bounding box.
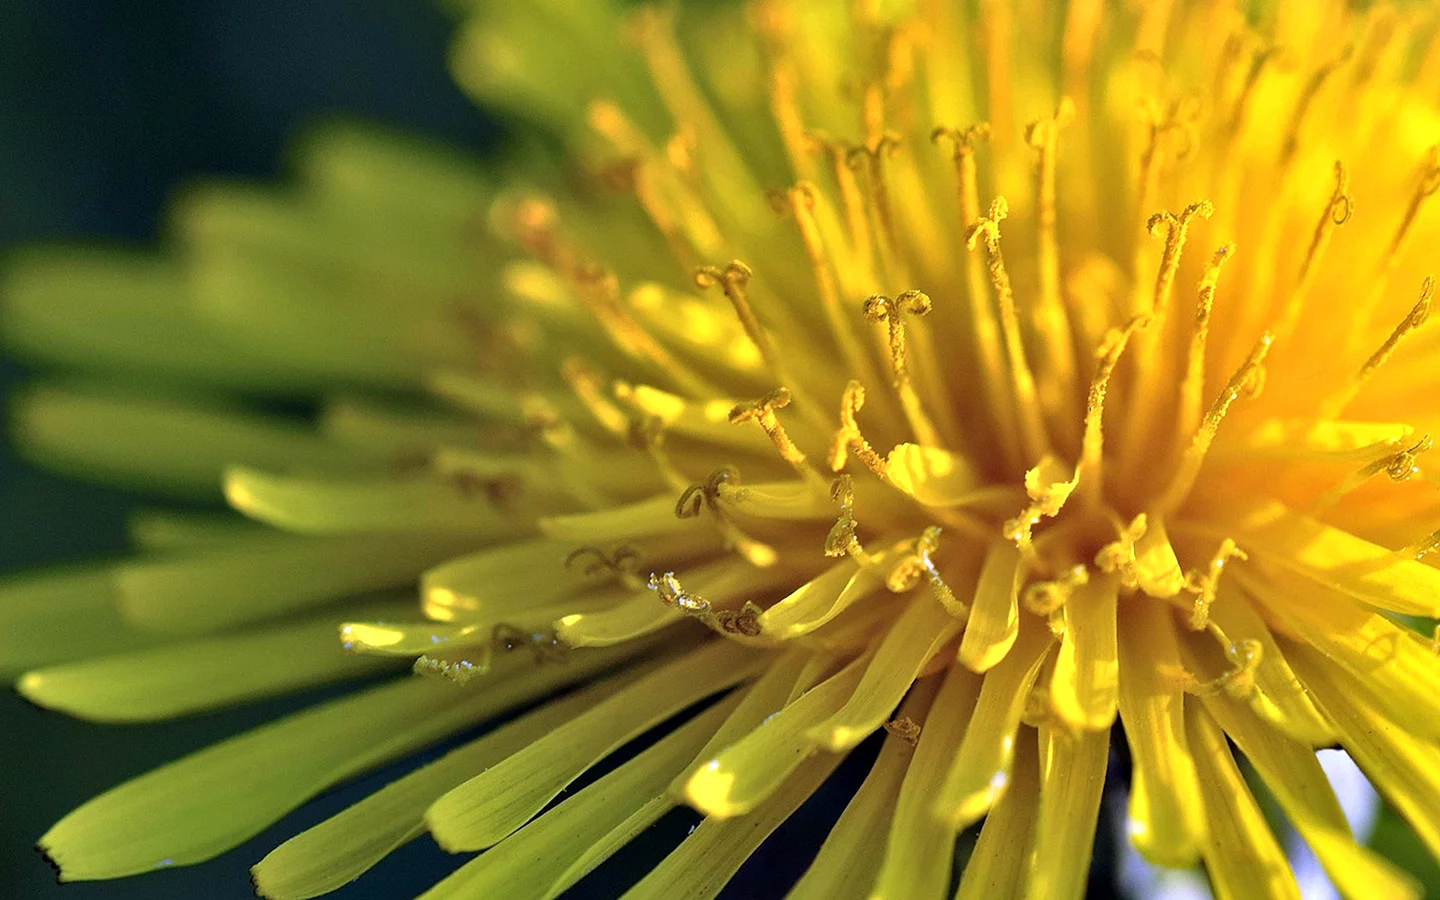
[10,1,1440,898]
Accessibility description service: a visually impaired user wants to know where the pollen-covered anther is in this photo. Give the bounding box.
[864,290,942,448]
[823,474,882,571]
[828,380,889,478]
[1022,564,1090,616]
[1186,632,1263,700]
[695,259,780,372]
[729,387,818,483]
[648,570,710,614]
[885,526,968,620]
[713,601,765,637]
[1181,538,1247,631]
[883,716,922,745]
[1094,514,1148,589]
[675,467,778,567]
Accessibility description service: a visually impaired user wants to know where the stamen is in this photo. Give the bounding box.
[932,123,1013,460]
[627,413,689,491]
[1156,331,1273,515]
[1094,514,1148,589]
[828,380,890,479]
[1181,539,1247,631]
[1024,97,1081,410]
[1324,275,1435,419]
[807,132,876,281]
[1144,201,1215,323]
[1184,627,1262,700]
[1022,564,1089,616]
[863,291,942,447]
[967,197,1050,462]
[675,467,779,567]
[648,570,711,614]
[1350,147,1440,345]
[884,526,969,621]
[1133,97,1200,255]
[1077,314,1151,502]
[823,475,882,570]
[845,134,905,270]
[1177,245,1234,437]
[1402,527,1440,560]
[564,545,645,589]
[1312,433,1432,513]
[1275,162,1353,346]
[769,184,880,388]
[561,358,631,438]
[729,388,828,489]
[883,716,922,745]
[1279,51,1352,166]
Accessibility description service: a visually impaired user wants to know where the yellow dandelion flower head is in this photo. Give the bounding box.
[9,1,1440,898]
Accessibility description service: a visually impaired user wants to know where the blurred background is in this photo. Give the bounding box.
[0,1,495,897]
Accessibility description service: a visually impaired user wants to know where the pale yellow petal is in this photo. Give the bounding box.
[872,663,983,900]
[957,541,1022,672]
[806,593,961,751]
[1288,644,1440,864]
[934,625,1052,828]
[417,695,737,900]
[624,751,844,900]
[1200,689,1418,900]
[1048,573,1119,730]
[683,649,869,818]
[18,601,408,722]
[954,726,1040,900]
[251,680,609,900]
[426,640,765,850]
[1241,565,1440,736]
[1115,599,1205,867]
[1186,703,1299,900]
[38,642,641,880]
[1024,724,1108,900]
[225,466,514,535]
[759,560,882,639]
[787,675,941,900]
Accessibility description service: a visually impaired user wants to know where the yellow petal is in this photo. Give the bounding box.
[1241,565,1440,737]
[624,751,844,900]
[1288,644,1440,864]
[117,532,473,635]
[1186,703,1300,900]
[417,695,737,900]
[1200,689,1418,900]
[1207,584,1334,746]
[954,726,1040,900]
[1049,573,1119,730]
[957,541,1022,672]
[759,560,883,639]
[806,593,961,751]
[1115,599,1206,867]
[934,625,1052,828]
[19,601,408,722]
[871,662,982,900]
[251,679,610,900]
[787,675,941,900]
[225,466,513,535]
[1025,724,1108,900]
[1216,501,1440,616]
[886,442,981,506]
[683,649,869,818]
[38,642,640,880]
[1133,517,1185,598]
[0,566,160,676]
[426,640,765,850]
